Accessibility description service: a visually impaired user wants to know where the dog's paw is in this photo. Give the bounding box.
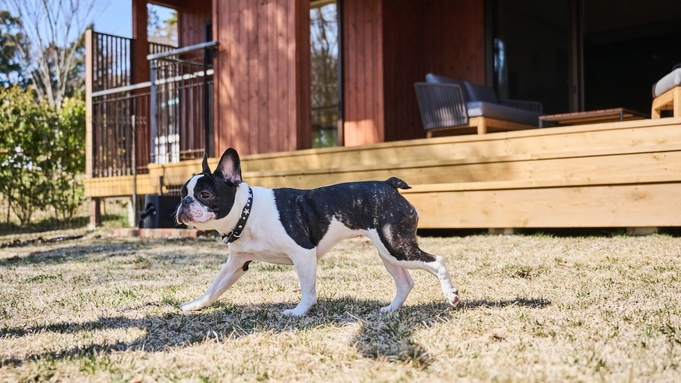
[380,304,399,313]
[179,299,205,311]
[446,290,461,307]
[282,307,309,316]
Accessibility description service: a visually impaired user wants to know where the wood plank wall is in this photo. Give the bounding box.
[213,0,311,156]
[131,0,149,84]
[382,0,424,142]
[178,0,212,47]
[344,0,485,146]
[383,0,486,142]
[342,0,385,147]
[421,1,485,84]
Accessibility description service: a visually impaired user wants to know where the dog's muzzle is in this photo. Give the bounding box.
[176,209,190,224]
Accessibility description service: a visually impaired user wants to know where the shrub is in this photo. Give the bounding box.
[0,86,85,225]
[52,96,86,220]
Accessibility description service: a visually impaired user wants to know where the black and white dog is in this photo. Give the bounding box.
[175,148,460,316]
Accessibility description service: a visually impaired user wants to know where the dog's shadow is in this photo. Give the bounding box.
[1,297,550,368]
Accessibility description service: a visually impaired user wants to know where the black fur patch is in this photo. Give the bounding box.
[180,175,239,221]
[242,260,252,271]
[272,178,435,262]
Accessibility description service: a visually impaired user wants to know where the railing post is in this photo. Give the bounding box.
[85,28,102,228]
[131,114,137,227]
[203,46,211,157]
[85,28,94,178]
[150,64,157,164]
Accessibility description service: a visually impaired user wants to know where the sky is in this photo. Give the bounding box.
[91,0,177,39]
[92,0,132,38]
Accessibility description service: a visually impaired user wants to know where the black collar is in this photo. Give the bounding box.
[222,187,253,243]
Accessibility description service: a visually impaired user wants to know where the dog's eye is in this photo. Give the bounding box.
[199,191,212,199]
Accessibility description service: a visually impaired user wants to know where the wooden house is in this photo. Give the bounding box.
[85,0,681,233]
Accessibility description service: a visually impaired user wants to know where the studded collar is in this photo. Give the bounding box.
[222,187,253,243]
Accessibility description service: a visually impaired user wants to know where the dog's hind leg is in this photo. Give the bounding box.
[416,253,461,307]
[369,225,461,309]
[378,256,414,312]
[180,255,250,311]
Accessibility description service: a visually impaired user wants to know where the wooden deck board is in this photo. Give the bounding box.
[85,118,681,228]
[403,182,681,228]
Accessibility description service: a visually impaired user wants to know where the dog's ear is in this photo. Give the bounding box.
[214,148,242,185]
[201,153,211,174]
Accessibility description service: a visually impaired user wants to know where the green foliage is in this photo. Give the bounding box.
[0,11,25,88]
[0,86,58,224]
[0,86,85,225]
[52,96,86,220]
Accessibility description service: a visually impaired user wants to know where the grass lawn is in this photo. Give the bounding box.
[1,232,680,382]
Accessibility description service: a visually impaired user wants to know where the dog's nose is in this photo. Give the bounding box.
[182,196,194,205]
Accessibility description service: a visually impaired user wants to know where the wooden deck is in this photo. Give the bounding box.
[85,117,681,229]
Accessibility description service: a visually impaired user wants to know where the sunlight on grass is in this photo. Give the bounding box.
[1,234,680,382]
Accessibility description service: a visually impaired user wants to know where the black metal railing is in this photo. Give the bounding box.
[91,88,150,177]
[91,33,176,94]
[90,36,217,178]
[92,32,132,92]
[148,41,218,163]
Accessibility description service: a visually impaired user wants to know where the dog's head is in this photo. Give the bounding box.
[176,148,242,227]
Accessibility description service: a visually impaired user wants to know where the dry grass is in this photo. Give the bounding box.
[1,232,680,382]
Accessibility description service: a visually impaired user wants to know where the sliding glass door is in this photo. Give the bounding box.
[491,0,571,114]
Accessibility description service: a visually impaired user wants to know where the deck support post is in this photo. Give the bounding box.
[89,198,102,229]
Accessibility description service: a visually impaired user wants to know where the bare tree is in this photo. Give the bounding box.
[1,0,99,110]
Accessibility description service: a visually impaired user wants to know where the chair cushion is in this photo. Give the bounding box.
[464,82,498,104]
[425,74,470,103]
[652,68,681,98]
[466,101,541,126]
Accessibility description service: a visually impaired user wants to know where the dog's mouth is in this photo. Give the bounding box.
[176,207,215,225]
[177,211,191,224]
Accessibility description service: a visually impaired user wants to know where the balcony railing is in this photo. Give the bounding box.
[89,31,217,178]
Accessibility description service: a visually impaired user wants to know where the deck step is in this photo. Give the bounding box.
[401,175,681,229]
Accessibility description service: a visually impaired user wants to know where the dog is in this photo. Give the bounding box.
[175,148,461,316]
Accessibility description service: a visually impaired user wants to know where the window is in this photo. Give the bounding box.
[310,0,341,148]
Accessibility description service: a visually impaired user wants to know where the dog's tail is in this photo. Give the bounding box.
[386,177,411,190]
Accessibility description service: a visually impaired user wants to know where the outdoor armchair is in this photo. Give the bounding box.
[414,73,543,137]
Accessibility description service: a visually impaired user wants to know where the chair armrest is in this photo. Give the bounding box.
[414,83,469,130]
[500,99,543,113]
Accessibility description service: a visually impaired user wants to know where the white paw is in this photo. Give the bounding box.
[446,290,461,307]
[180,299,206,311]
[380,304,399,313]
[282,307,309,316]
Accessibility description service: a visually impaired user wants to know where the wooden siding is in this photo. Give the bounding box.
[381,0,423,142]
[178,0,212,47]
[344,0,486,146]
[421,0,485,83]
[213,0,311,156]
[85,118,681,229]
[386,0,485,142]
[131,0,149,84]
[342,0,384,147]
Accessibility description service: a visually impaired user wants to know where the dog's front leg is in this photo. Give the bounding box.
[180,255,250,311]
[283,249,318,316]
